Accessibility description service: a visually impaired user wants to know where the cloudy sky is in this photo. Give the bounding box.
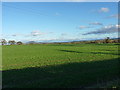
[2,2,118,42]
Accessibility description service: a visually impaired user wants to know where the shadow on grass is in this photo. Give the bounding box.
[114,43,120,45]
[60,50,82,53]
[59,49,119,55]
[90,52,120,55]
[103,50,119,51]
[49,44,75,46]
[92,43,119,46]
[3,58,120,88]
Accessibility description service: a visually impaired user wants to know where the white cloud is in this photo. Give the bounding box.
[26,38,81,42]
[79,25,92,29]
[106,14,120,19]
[11,33,24,37]
[31,30,45,36]
[8,30,52,38]
[83,24,119,35]
[99,7,109,13]
[116,24,120,28]
[89,22,103,25]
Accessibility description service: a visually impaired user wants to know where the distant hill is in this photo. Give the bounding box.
[24,37,120,44]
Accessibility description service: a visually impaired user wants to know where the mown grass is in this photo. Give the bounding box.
[2,43,120,88]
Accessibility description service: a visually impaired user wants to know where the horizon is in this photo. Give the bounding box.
[2,2,119,42]
[1,37,119,44]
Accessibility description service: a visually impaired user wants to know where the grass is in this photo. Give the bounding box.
[2,43,120,88]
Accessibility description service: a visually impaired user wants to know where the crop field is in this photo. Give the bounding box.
[2,43,120,88]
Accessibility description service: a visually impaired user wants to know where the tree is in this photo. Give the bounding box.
[16,41,23,45]
[95,40,101,44]
[104,37,110,43]
[1,39,7,45]
[8,40,16,45]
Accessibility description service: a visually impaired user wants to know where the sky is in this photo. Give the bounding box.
[1,0,119,2]
[2,2,119,42]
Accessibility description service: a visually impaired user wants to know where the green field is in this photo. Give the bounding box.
[2,43,120,88]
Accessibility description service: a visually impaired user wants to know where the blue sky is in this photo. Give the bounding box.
[1,0,119,2]
[2,2,119,42]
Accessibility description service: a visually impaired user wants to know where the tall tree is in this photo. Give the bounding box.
[104,37,110,43]
[8,40,16,45]
[1,39,7,45]
[16,41,23,45]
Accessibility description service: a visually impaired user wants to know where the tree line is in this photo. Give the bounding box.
[70,37,120,44]
[0,39,23,45]
[0,37,120,45]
